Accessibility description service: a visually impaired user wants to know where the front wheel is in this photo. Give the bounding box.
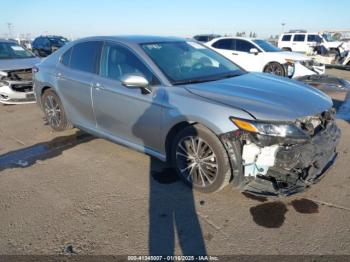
[171,125,232,193]
[41,89,73,131]
[264,62,286,76]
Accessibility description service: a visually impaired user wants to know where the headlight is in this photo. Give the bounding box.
[284,59,295,77]
[231,118,309,139]
[285,59,295,64]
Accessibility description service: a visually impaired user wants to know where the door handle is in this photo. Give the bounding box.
[56,72,63,79]
[232,52,238,55]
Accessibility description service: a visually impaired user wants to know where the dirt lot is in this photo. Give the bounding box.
[0,69,350,256]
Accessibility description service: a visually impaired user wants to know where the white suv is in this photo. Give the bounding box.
[205,37,325,79]
[278,32,343,53]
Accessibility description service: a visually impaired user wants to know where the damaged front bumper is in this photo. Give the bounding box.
[220,118,341,197]
[0,80,36,104]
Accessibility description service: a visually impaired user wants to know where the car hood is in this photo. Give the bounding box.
[0,57,41,71]
[269,51,310,61]
[327,41,343,48]
[185,72,332,122]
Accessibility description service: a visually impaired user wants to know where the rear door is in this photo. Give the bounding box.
[55,41,102,129]
[211,39,238,62]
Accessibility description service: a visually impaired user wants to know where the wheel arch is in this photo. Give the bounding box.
[164,121,195,162]
[263,61,286,76]
[163,117,233,162]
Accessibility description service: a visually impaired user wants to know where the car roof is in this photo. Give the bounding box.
[282,32,319,35]
[194,34,221,37]
[0,39,17,43]
[75,35,187,44]
[209,36,259,41]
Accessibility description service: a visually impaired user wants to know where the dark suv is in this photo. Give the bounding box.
[32,36,69,57]
[193,34,221,43]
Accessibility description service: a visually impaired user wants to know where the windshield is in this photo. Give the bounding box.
[0,42,35,59]
[49,37,69,47]
[253,40,281,52]
[141,41,244,85]
[322,34,337,42]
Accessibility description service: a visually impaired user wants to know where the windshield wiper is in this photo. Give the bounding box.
[173,78,216,85]
[172,71,245,86]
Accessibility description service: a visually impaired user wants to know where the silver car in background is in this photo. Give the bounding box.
[33,36,340,196]
[0,39,40,104]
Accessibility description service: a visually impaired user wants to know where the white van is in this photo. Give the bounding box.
[278,31,343,53]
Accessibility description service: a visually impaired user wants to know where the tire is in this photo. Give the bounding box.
[41,89,73,131]
[264,62,286,76]
[171,124,232,193]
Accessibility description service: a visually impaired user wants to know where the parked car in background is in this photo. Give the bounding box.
[33,36,340,197]
[0,39,40,104]
[278,31,344,53]
[32,35,69,57]
[205,37,325,78]
[17,39,32,50]
[193,34,221,43]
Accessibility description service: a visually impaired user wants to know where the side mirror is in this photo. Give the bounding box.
[121,74,151,95]
[249,48,259,55]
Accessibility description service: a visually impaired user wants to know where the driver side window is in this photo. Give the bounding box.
[100,43,157,84]
[235,40,256,52]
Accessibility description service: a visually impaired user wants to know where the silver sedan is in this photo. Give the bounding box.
[33,36,340,196]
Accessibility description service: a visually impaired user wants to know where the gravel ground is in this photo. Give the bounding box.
[0,69,349,256]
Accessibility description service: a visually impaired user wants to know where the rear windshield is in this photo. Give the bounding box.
[49,37,69,47]
[0,42,34,59]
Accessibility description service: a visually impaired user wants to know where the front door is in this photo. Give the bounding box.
[92,42,164,152]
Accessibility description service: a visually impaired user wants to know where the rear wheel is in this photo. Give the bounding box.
[264,62,286,76]
[171,124,232,193]
[41,89,73,131]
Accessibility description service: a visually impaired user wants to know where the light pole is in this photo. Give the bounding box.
[6,23,13,38]
[281,23,286,33]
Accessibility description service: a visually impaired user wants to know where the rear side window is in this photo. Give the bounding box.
[293,34,305,42]
[61,48,72,66]
[281,35,291,41]
[69,41,102,73]
[235,40,256,52]
[212,39,235,50]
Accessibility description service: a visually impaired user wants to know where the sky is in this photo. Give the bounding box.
[0,0,349,39]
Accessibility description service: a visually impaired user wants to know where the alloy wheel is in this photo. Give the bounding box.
[175,136,218,187]
[265,63,284,76]
[44,95,62,128]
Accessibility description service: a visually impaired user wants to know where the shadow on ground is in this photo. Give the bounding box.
[0,130,94,172]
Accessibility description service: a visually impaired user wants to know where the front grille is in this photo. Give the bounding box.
[6,68,33,81]
[300,60,323,70]
[11,83,33,92]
